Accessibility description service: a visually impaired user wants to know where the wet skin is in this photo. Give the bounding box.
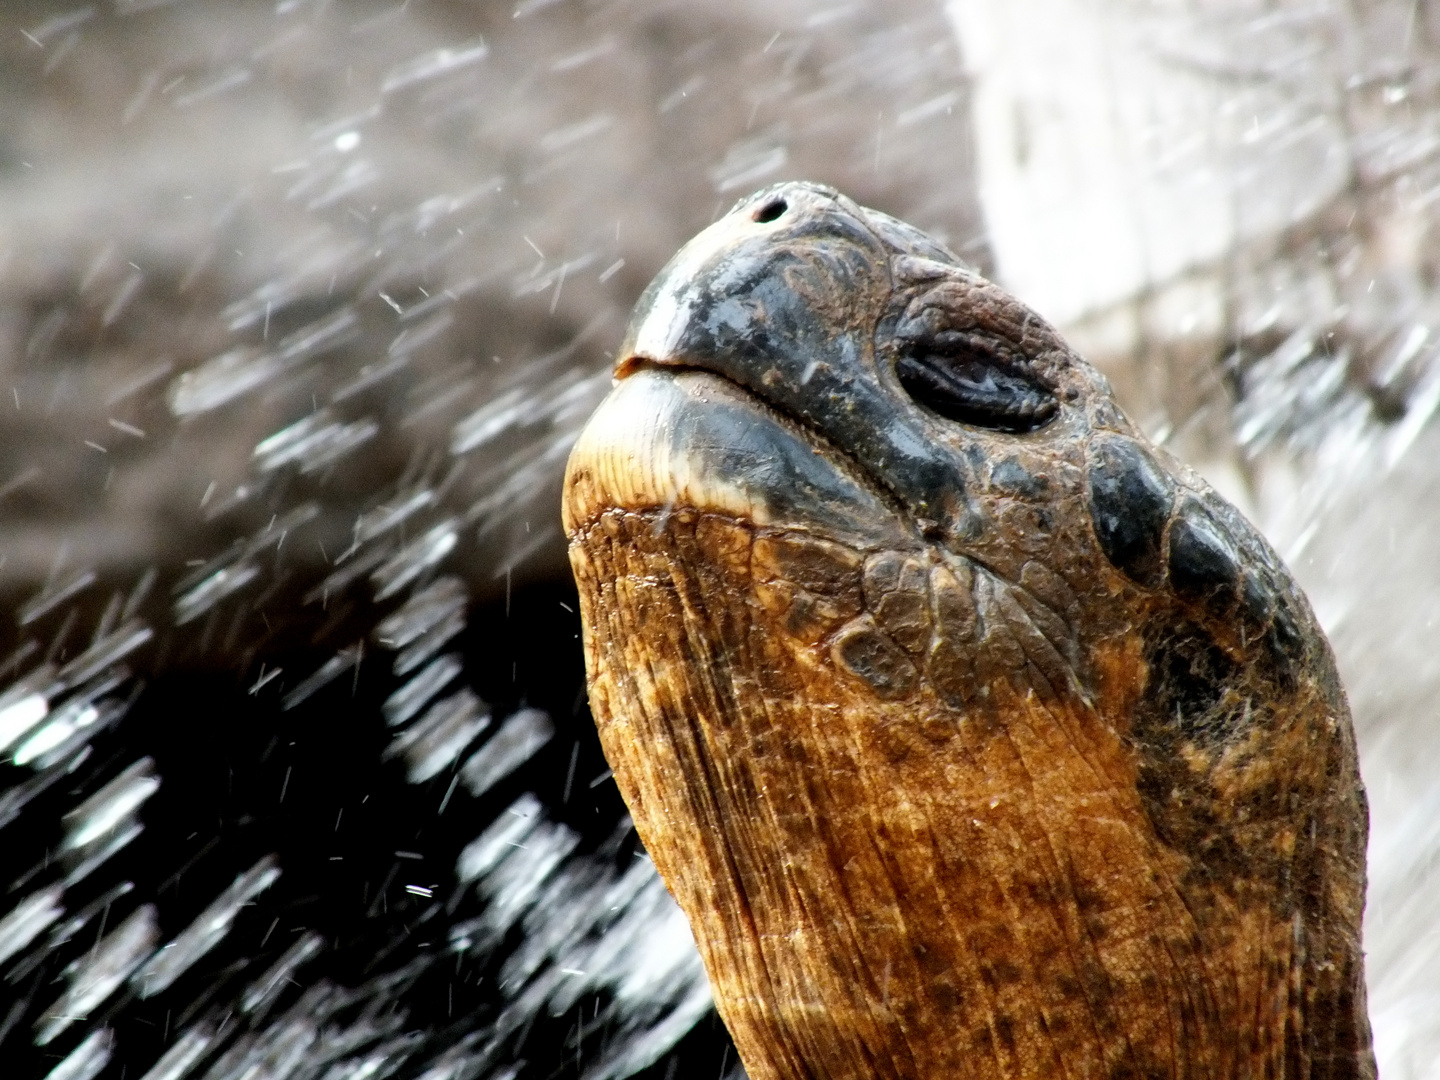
[563,182,1373,1080]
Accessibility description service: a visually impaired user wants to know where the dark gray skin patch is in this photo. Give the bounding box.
[758,534,864,599]
[1235,568,1302,690]
[1240,569,1274,627]
[862,553,932,654]
[1167,493,1307,690]
[989,456,1049,499]
[927,564,978,708]
[1086,435,1174,588]
[1142,621,1245,745]
[1167,499,1241,603]
[1267,602,1307,671]
[832,616,919,698]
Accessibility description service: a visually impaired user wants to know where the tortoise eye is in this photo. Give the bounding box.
[895,340,1057,433]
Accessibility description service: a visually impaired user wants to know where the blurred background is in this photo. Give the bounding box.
[0,1,1435,1077]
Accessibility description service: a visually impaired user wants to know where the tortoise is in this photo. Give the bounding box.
[562,182,1374,1079]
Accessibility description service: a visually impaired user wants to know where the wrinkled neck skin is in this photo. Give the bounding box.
[563,182,1373,1080]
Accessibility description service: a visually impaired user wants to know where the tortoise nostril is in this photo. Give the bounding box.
[753,198,788,224]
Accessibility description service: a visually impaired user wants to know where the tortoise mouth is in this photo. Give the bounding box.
[562,363,917,552]
[610,353,908,519]
[612,351,845,462]
[611,352,893,485]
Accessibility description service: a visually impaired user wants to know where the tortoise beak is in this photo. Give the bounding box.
[616,208,766,377]
[615,183,840,378]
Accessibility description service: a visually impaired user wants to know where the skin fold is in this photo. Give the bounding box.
[562,182,1373,1080]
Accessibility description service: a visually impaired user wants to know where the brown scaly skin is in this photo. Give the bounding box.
[562,182,1373,1079]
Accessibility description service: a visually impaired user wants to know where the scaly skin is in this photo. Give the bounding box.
[563,182,1373,1080]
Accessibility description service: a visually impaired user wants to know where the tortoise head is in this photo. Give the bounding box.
[573,181,1324,710]
[563,182,1371,1079]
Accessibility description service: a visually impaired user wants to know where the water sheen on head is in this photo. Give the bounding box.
[564,182,1373,1080]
